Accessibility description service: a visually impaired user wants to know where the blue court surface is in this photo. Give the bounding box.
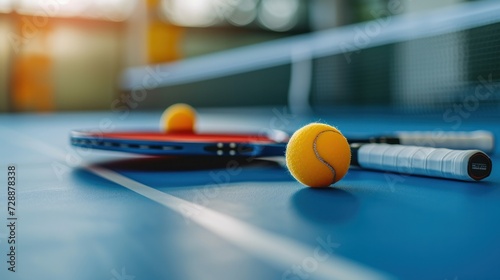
[0,108,499,280]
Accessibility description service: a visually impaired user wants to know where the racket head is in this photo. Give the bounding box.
[70,130,288,157]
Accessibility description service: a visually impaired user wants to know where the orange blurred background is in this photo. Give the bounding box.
[0,0,177,112]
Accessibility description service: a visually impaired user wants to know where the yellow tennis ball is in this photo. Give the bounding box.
[286,123,351,188]
[160,103,197,133]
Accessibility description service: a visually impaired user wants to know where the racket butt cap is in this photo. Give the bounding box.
[468,152,492,181]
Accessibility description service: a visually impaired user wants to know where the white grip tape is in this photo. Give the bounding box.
[358,144,481,181]
[396,130,494,153]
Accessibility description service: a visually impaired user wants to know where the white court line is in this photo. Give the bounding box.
[87,165,394,280]
[0,125,393,279]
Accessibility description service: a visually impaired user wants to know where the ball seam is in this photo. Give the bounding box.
[313,130,343,185]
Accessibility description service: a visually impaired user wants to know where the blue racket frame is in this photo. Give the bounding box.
[70,130,288,157]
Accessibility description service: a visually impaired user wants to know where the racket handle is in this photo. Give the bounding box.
[352,143,492,181]
[396,130,495,153]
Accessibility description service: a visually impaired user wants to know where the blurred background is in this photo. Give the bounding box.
[0,0,499,113]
